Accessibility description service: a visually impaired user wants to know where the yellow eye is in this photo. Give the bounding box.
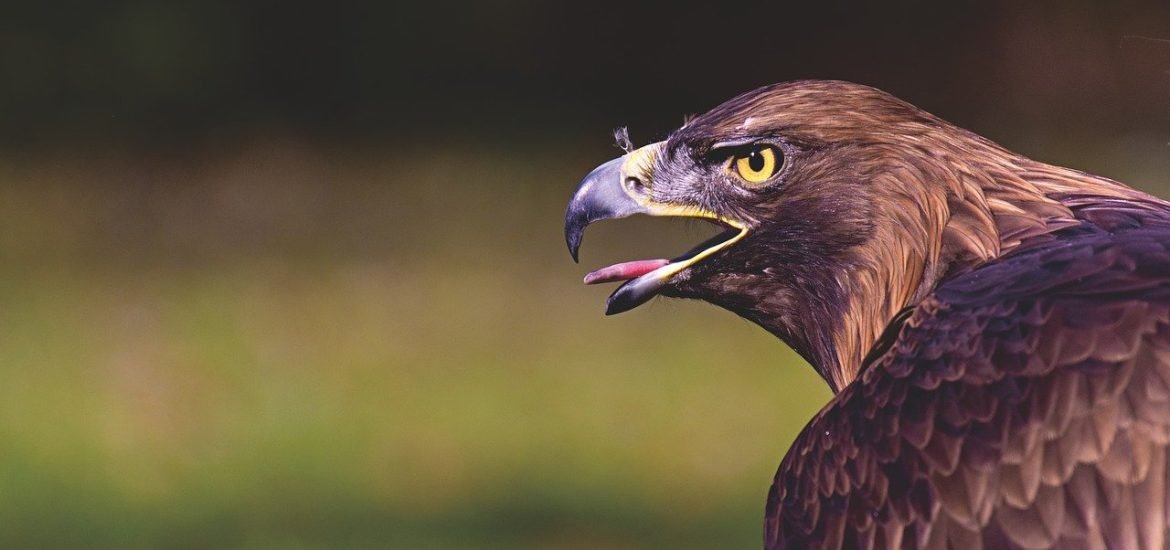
[731,146,780,184]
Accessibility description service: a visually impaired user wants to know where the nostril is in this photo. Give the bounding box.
[625,176,647,194]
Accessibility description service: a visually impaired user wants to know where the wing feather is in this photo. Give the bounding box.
[766,220,1170,548]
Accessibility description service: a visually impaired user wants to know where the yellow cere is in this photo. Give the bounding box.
[733,146,777,184]
[621,142,661,183]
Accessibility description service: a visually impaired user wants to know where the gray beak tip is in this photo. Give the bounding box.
[564,211,585,263]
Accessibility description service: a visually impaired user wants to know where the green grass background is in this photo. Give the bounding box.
[0,134,1164,548]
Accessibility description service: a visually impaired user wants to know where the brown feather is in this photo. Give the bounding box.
[579,80,1170,548]
[668,82,1170,549]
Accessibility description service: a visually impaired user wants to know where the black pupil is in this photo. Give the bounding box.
[748,149,766,172]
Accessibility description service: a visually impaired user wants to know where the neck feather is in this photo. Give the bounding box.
[815,148,1147,392]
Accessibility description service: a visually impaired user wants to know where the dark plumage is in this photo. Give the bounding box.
[564,80,1170,548]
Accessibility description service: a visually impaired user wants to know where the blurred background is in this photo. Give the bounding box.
[1,1,1169,547]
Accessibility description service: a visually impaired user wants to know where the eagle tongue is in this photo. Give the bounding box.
[583,259,671,285]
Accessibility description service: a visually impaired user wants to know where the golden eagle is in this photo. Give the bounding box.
[564,81,1170,549]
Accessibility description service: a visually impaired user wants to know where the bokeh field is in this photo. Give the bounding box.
[0,138,836,548]
[0,132,1165,547]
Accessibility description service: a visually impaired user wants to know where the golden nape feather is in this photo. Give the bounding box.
[564,80,1170,549]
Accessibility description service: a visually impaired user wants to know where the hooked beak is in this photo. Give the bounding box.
[564,157,643,262]
[564,143,748,315]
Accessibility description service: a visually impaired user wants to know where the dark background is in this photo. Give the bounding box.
[2,1,1169,548]
[6,2,1170,146]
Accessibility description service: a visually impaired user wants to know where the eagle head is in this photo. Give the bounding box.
[564,80,1114,389]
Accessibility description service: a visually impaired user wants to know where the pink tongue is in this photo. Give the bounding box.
[584,259,671,285]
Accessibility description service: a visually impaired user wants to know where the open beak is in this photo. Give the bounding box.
[564,143,748,315]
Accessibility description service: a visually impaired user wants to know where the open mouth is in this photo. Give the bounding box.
[583,225,741,284]
[580,221,746,314]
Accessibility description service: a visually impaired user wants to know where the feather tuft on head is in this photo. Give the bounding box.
[613,127,634,153]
